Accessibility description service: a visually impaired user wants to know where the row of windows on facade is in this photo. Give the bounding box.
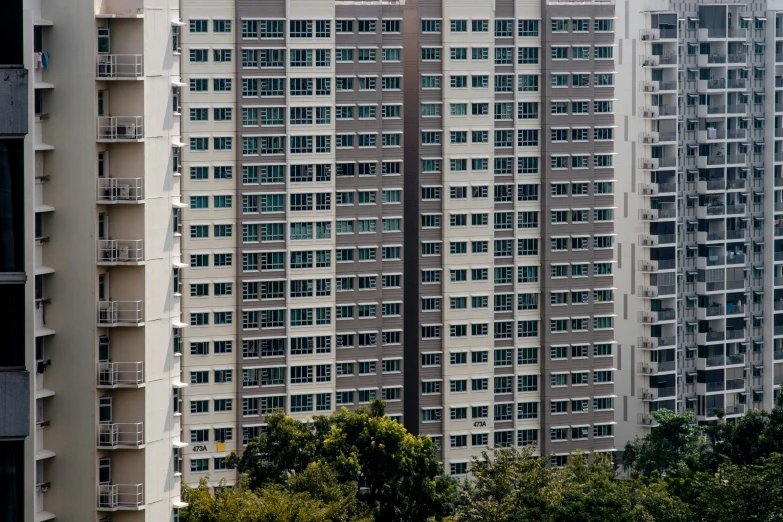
[420,345,614,370]
[187,219,401,240]
[188,104,403,125]
[191,18,613,38]
[189,133,402,154]
[419,182,613,202]
[423,316,614,339]
[189,390,399,417]
[188,360,402,387]
[189,191,402,212]
[189,303,404,327]
[186,73,613,95]
[187,334,402,358]
[423,402,615,423]
[419,317,614,341]
[420,398,614,422]
[189,275,402,300]
[188,76,403,94]
[419,129,615,150]
[420,264,612,287]
[186,162,403,183]
[421,238,616,259]
[187,247,401,270]
[210,43,613,69]
[421,290,614,313]
[190,19,401,38]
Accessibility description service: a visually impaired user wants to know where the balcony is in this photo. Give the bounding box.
[638,362,657,374]
[727,129,747,140]
[97,240,144,266]
[705,355,725,367]
[97,484,144,510]
[727,104,747,114]
[97,361,144,387]
[637,182,676,196]
[638,336,676,349]
[775,350,783,360]
[638,310,676,324]
[727,78,746,88]
[97,178,144,203]
[639,157,677,170]
[638,205,676,221]
[97,422,144,449]
[705,381,724,392]
[639,80,677,92]
[639,131,677,144]
[96,116,143,141]
[726,354,745,365]
[97,301,144,326]
[639,54,678,66]
[640,28,677,41]
[726,328,745,340]
[96,54,143,79]
[698,330,725,343]
[726,378,745,390]
[639,234,675,246]
[640,105,677,118]
[725,404,746,415]
[726,178,746,190]
[637,412,655,426]
[700,305,724,318]
[637,259,676,272]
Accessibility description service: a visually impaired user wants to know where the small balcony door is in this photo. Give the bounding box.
[99,335,110,362]
[97,151,108,179]
[98,212,109,240]
[97,28,110,55]
[98,273,110,302]
[98,90,109,117]
[99,396,112,424]
[99,457,111,484]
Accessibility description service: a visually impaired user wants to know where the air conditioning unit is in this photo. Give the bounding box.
[641,416,653,425]
[117,123,136,138]
[118,184,130,200]
[644,110,656,118]
[118,245,130,262]
[99,307,118,324]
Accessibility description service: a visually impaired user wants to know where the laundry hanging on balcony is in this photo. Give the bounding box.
[41,51,49,69]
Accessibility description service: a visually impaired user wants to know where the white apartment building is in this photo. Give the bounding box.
[615,0,783,448]
[22,0,187,520]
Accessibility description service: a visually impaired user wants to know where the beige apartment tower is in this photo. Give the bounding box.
[179,0,618,486]
[20,0,187,521]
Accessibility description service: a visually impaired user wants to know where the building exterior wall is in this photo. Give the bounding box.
[20,0,186,520]
[615,0,783,452]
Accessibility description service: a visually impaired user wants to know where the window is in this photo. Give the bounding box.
[518,47,539,64]
[382,19,400,33]
[518,19,539,37]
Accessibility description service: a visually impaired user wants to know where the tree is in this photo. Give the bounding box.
[180,477,373,522]
[227,399,457,522]
[623,409,702,476]
[455,447,688,522]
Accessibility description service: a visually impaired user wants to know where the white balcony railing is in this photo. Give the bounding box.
[97,361,144,387]
[97,240,144,264]
[97,116,144,141]
[97,301,144,326]
[97,422,144,448]
[97,484,144,509]
[97,178,144,203]
[96,54,143,78]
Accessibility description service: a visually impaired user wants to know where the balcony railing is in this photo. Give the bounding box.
[727,78,746,88]
[97,484,144,509]
[726,329,745,340]
[97,301,144,326]
[706,381,724,392]
[726,354,745,365]
[96,54,143,78]
[97,116,144,141]
[726,230,746,241]
[725,404,746,415]
[98,361,144,387]
[775,350,783,360]
[706,355,725,367]
[727,104,746,114]
[726,378,745,390]
[639,157,677,169]
[727,178,746,189]
[704,305,724,317]
[97,178,144,203]
[97,422,144,448]
[727,129,747,140]
[97,240,144,264]
[707,53,726,64]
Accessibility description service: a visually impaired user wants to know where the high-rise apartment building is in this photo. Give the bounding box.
[405,0,617,474]
[180,0,618,485]
[615,0,783,448]
[13,0,188,521]
[0,1,31,521]
[180,0,407,488]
